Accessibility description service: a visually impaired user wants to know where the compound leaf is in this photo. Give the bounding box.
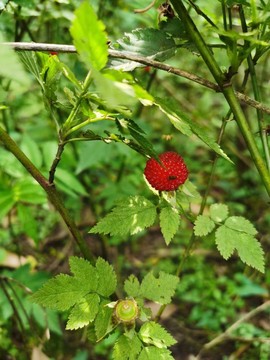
[90,196,157,236]
[140,272,179,304]
[194,215,215,237]
[159,206,180,245]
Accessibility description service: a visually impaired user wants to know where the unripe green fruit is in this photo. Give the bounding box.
[114,299,138,324]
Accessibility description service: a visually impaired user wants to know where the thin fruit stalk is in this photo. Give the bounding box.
[170,0,270,196]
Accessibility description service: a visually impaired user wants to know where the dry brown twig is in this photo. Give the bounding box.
[2,41,270,116]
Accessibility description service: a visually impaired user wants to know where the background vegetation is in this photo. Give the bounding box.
[0,0,270,359]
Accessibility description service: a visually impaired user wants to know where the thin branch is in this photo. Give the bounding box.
[0,126,93,262]
[2,42,270,116]
[196,300,270,358]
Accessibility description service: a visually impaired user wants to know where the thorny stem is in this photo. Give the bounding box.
[3,42,270,116]
[170,0,270,197]
[0,126,93,262]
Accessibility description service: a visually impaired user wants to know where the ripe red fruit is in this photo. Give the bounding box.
[144,151,188,191]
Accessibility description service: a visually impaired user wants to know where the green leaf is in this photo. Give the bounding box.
[96,257,117,297]
[13,178,47,205]
[194,215,216,236]
[210,204,229,223]
[215,225,238,260]
[93,69,154,113]
[0,191,15,220]
[30,274,90,311]
[69,257,98,291]
[94,300,114,341]
[66,294,100,330]
[17,204,38,243]
[140,272,179,305]
[0,36,30,87]
[215,225,265,273]
[236,233,265,273]
[70,1,108,70]
[159,206,180,245]
[125,119,158,159]
[90,196,157,236]
[109,28,176,71]
[224,216,257,236]
[139,322,176,348]
[55,168,88,196]
[138,346,174,360]
[155,97,232,162]
[113,334,142,360]
[124,275,141,298]
[21,134,43,168]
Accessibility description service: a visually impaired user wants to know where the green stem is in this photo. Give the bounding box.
[62,70,92,135]
[239,5,270,171]
[0,126,94,262]
[170,0,270,197]
[64,116,114,138]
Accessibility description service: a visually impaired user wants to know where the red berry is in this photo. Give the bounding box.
[144,151,188,191]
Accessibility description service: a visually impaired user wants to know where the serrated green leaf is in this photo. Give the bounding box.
[139,322,176,348]
[159,206,180,245]
[140,272,179,305]
[194,215,216,237]
[109,28,176,71]
[138,346,174,360]
[30,274,90,311]
[95,300,114,341]
[113,334,142,360]
[124,275,141,298]
[70,1,108,70]
[69,257,98,291]
[215,225,237,260]
[66,293,100,330]
[90,196,157,236]
[155,97,232,162]
[96,257,117,297]
[215,225,265,272]
[236,233,265,273]
[210,204,229,222]
[225,216,257,236]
